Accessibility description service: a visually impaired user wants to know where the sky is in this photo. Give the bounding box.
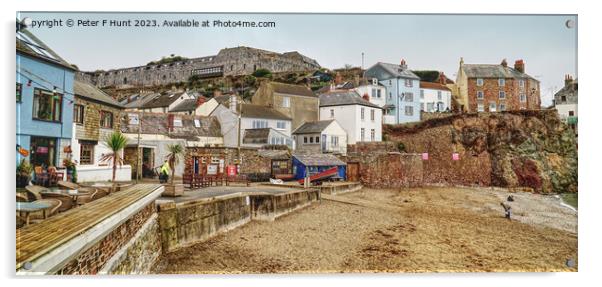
[17,12,577,106]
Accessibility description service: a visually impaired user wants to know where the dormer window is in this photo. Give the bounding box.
[372,78,378,85]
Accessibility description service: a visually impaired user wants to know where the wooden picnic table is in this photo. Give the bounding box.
[41,189,91,203]
[16,202,52,226]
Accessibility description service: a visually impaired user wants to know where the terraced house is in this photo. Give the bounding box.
[16,28,76,168]
[455,58,541,112]
[251,81,319,130]
[71,80,131,182]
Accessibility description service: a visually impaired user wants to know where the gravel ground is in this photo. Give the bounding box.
[152,187,577,274]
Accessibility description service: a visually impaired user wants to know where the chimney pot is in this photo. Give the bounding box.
[501,59,508,67]
[514,59,525,73]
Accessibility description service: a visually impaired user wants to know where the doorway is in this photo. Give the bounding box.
[30,136,57,167]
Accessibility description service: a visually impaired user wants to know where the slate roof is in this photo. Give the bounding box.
[120,112,222,139]
[292,120,335,134]
[370,62,420,80]
[141,92,185,109]
[122,93,160,109]
[462,64,537,80]
[240,104,292,120]
[16,29,76,71]
[170,99,198,112]
[242,128,271,144]
[269,82,316,97]
[74,80,122,108]
[293,153,346,166]
[319,90,382,109]
[258,149,290,160]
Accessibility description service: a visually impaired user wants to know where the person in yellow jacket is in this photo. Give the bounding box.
[160,160,171,183]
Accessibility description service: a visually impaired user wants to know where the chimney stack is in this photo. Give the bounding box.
[400,59,407,69]
[514,59,525,73]
[334,72,343,85]
[564,74,573,86]
[439,72,446,84]
[501,59,508,67]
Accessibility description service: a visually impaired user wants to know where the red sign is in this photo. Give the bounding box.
[227,165,237,176]
[36,146,49,154]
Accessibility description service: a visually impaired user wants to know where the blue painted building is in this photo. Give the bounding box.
[291,154,346,181]
[16,28,76,168]
[364,60,421,123]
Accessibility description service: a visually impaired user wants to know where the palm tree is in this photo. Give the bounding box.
[101,131,129,183]
[165,144,183,184]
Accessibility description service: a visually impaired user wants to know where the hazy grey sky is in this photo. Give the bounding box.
[17,12,577,106]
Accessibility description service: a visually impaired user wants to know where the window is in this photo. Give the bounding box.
[16,82,22,102]
[370,129,375,141]
[377,89,381,98]
[499,78,505,86]
[499,103,506,111]
[499,91,506,99]
[330,109,334,118]
[520,93,527,102]
[405,79,413,87]
[519,79,525,88]
[100,111,114,128]
[276,121,286,129]
[371,89,376,98]
[252,120,268,128]
[80,142,95,165]
[361,108,365,120]
[282,97,290,108]
[370,109,375,121]
[420,90,425,99]
[405,106,414,116]
[477,91,484,99]
[331,136,339,147]
[310,137,314,143]
[489,102,497,112]
[569,111,575,116]
[477,78,484,86]
[361,128,365,141]
[561,95,567,102]
[477,103,485,112]
[405,93,414,102]
[315,136,320,143]
[304,136,308,144]
[74,104,84,124]
[437,91,442,101]
[173,117,183,127]
[33,88,62,122]
[388,92,392,100]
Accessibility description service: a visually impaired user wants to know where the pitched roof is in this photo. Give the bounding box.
[462,64,537,80]
[258,149,290,160]
[419,81,451,91]
[369,62,420,80]
[242,128,271,145]
[74,80,122,108]
[120,112,222,139]
[141,92,186,109]
[268,82,316,97]
[122,93,159,109]
[292,120,335,134]
[319,90,382,109]
[170,99,198,112]
[16,29,76,71]
[293,153,346,166]
[240,104,291,120]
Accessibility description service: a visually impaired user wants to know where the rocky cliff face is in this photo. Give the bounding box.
[384,110,577,193]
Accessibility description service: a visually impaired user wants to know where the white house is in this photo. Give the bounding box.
[292,120,347,155]
[353,78,387,108]
[419,81,452,112]
[139,90,195,113]
[319,91,383,144]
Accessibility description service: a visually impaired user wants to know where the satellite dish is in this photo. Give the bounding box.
[565,19,575,29]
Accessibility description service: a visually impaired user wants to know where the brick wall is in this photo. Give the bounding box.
[56,203,156,275]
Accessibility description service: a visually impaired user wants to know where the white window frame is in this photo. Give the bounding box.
[477,91,484,99]
[499,91,506,99]
[361,108,365,120]
[477,103,485,112]
[520,93,527,102]
[477,78,484,86]
[499,78,505,86]
[330,109,334,118]
[282,96,290,108]
[405,106,413,116]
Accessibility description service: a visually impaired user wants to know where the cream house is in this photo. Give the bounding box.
[292,120,347,155]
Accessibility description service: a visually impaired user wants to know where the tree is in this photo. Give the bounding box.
[165,144,184,184]
[252,68,272,78]
[101,131,129,183]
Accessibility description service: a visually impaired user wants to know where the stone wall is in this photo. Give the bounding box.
[78,47,320,88]
[384,110,577,193]
[74,97,122,141]
[56,203,157,275]
[183,146,273,180]
[157,195,251,253]
[250,189,320,221]
[466,77,540,112]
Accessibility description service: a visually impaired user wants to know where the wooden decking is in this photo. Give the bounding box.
[16,183,162,270]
